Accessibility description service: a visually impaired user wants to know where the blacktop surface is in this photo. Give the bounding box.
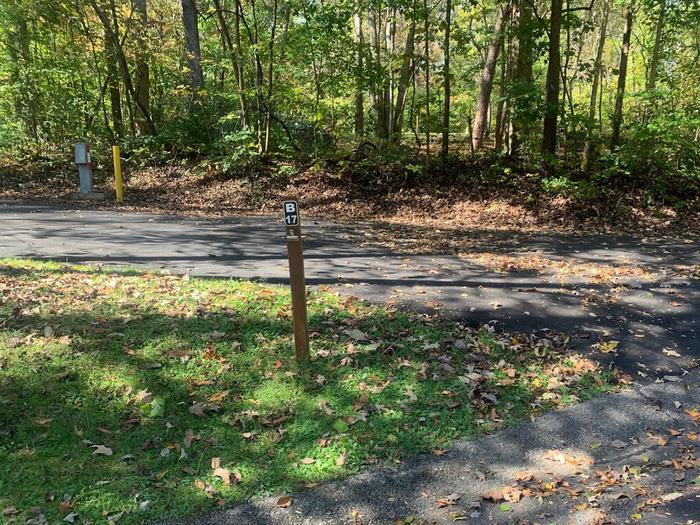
[1,200,699,523]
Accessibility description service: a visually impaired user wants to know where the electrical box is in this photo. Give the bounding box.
[75,142,90,165]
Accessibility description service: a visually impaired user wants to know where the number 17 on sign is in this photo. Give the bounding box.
[282,198,309,361]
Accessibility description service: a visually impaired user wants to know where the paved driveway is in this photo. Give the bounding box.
[1,200,698,379]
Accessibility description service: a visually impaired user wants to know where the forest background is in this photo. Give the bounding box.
[1,0,699,231]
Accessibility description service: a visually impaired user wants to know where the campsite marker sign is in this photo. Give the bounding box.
[283,198,309,361]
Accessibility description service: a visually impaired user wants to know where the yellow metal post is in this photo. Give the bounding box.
[112,145,124,203]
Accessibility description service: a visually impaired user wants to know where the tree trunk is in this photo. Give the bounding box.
[353,0,365,138]
[181,0,204,95]
[104,27,124,139]
[370,9,389,138]
[234,0,248,126]
[213,0,249,126]
[423,0,430,157]
[386,9,396,137]
[509,0,533,154]
[133,0,150,134]
[542,0,562,161]
[581,1,608,172]
[392,19,416,142]
[441,0,451,161]
[472,4,507,151]
[494,41,507,152]
[610,2,634,150]
[647,0,665,90]
[263,0,278,152]
[92,0,157,134]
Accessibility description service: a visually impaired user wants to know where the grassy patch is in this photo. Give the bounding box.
[0,259,620,524]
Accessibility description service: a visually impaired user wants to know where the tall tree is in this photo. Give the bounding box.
[509,0,533,154]
[212,0,249,126]
[472,4,507,151]
[353,0,365,137]
[542,0,563,162]
[610,1,635,149]
[441,0,451,160]
[104,27,123,139]
[423,0,430,156]
[263,0,278,152]
[92,0,157,134]
[181,0,204,96]
[133,0,150,133]
[647,0,666,90]
[392,16,417,142]
[581,0,609,172]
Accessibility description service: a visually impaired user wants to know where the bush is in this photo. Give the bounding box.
[600,110,700,203]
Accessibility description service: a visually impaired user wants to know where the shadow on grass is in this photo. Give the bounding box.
[1,264,528,525]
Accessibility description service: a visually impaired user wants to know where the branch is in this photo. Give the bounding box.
[563,0,596,13]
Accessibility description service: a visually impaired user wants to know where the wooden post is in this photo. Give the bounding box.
[283,198,309,361]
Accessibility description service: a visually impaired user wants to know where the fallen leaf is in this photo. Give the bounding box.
[135,389,154,404]
[661,492,683,502]
[337,451,348,466]
[300,457,316,465]
[276,496,292,508]
[184,429,196,448]
[344,328,368,341]
[92,445,113,456]
[436,493,460,507]
[213,467,231,485]
[598,340,619,354]
[482,488,504,502]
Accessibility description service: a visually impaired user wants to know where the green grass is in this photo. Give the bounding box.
[0,259,619,524]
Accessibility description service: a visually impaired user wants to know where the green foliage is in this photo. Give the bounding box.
[600,95,700,202]
[541,176,598,200]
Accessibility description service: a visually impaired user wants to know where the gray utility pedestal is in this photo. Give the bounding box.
[74,142,104,200]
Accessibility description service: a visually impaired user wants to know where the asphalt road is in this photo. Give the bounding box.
[1,200,697,379]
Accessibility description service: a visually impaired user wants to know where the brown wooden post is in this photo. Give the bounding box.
[283,197,310,361]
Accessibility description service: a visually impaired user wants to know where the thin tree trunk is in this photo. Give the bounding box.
[104,27,124,139]
[234,0,248,126]
[610,2,634,150]
[494,41,507,152]
[441,0,451,160]
[581,1,608,172]
[133,0,150,133]
[369,9,388,138]
[16,18,39,141]
[181,0,204,96]
[249,0,266,145]
[92,0,157,134]
[542,0,563,161]
[509,0,533,155]
[647,0,665,90]
[423,0,430,157]
[353,0,365,138]
[213,0,249,126]
[392,18,416,142]
[472,4,507,151]
[264,0,278,152]
[386,9,396,137]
